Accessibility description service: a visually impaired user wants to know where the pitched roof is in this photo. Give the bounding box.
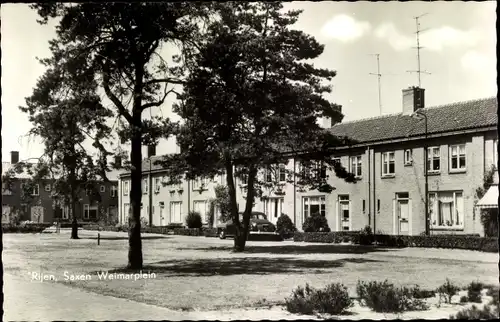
[329,97,497,144]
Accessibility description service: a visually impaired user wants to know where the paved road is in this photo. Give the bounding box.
[3,273,312,321]
[3,273,195,321]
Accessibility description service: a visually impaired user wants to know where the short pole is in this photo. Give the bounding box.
[97,232,100,245]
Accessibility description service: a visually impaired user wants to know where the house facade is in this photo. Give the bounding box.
[1,152,120,224]
[118,88,498,236]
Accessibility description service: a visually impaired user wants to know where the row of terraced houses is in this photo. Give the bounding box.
[117,87,498,236]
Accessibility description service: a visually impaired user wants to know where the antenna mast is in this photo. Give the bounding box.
[407,13,431,87]
[369,54,382,115]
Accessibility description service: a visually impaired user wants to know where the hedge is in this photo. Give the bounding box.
[2,223,53,233]
[82,224,209,236]
[293,232,498,253]
[204,228,218,237]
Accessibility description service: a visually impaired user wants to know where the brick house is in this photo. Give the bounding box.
[1,152,120,224]
[117,88,497,236]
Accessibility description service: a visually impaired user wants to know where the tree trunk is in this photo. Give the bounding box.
[127,129,143,269]
[224,157,244,252]
[69,171,79,239]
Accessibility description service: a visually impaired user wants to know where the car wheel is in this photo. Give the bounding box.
[219,229,226,239]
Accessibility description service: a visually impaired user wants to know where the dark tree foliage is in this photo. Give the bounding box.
[158,2,357,251]
[30,3,212,267]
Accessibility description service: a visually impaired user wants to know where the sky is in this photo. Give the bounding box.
[1,1,497,162]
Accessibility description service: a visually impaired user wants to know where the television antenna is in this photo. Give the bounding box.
[407,13,432,87]
[369,54,398,115]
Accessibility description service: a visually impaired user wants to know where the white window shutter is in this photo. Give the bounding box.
[335,201,339,232]
[408,199,413,235]
[392,199,397,235]
[348,200,352,231]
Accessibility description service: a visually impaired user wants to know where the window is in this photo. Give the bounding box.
[339,195,350,231]
[154,177,161,193]
[62,206,70,219]
[350,156,362,177]
[122,181,129,196]
[192,177,207,190]
[429,191,464,228]
[279,164,287,182]
[427,147,440,172]
[83,204,98,220]
[45,184,51,192]
[377,199,380,213]
[382,152,395,176]
[333,157,341,166]
[449,144,466,171]
[264,197,284,219]
[32,184,39,196]
[493,140,498,168]
[362,200,366,213]
[265,167,273,182]
[404,149,413,165]
[170,201,182,223]
[193,200,209,223]
[110,185,117,197]
[2,182,12,195]
[303,196,326,220]
[100,185,105,192]
[142,178,148,194]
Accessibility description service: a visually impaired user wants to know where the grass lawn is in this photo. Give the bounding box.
[3,230,498,312]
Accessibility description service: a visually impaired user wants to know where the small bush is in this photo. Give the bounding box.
[302,212,330,232]
[450,304,499,320]
[460,295,469,303]
[276,213,297,238]
[185,211,203,229]
[436,279,460,304]
[412,287,436,299]
[285,283,352,315]
[356,280,428,313]
[467,281,484,303]
[358,225,374,245]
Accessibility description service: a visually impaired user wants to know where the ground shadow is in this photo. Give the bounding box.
[177,244,395,255]
[97,256,384,277]
[82,236,170,241]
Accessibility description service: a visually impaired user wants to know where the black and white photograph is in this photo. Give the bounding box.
[1,1,498,320]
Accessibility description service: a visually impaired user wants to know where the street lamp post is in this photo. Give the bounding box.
[148,157,153,228]
[412,109,429,236]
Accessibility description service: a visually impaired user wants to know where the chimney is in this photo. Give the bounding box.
[10,151,19,164]
[321,105,342,128]
[402,86,425,115]
[147,144,156,158]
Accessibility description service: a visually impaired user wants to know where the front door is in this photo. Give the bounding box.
[159,206,166,226]
[170,202,182,224]
[264,197,284,224]
[396,193,410,235]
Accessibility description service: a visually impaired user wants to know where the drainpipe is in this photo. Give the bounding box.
[187,178,191,215]
[373,148,377,236]
[367,146,371,229]
[148,159,153,227]
[293,157,296,226]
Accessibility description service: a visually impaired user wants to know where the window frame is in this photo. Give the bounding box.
[350,155,362,177]
[381,152,395,177]
[122,181,129,196]
[404,149,413,166]
[32,184,40,196]
[100,185,106,193]
[110,185,117,197]
[192,177,208,191]
[302,196,326,221]
[428,191,464,229]
[154,177,161,193]
[193,200,209,223]
[278,164,287,183]
[449,144,466,172]
[427,146,441,173]
[83,204,98,220]
[142,178,149,194]
[45,184,51,192]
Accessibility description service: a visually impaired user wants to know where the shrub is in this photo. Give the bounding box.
[358,225,374,245]
[302,212,330,232]
[140,216,149,227]
[460,295,469,303]
[185,211,203,229]
[356,280,428,313]
[487,286,499,305]
[450,304,499,320]
[467,281,484,303]
[204,228,218,237]
[285,283,352,315]
[412,287,436,299]
[436,279,460,304]
[276,213,297,238]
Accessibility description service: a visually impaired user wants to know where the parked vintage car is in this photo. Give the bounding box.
[216,211,276,239]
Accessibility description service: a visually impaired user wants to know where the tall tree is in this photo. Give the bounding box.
[30,3,211,268]
[160,2,356,252]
